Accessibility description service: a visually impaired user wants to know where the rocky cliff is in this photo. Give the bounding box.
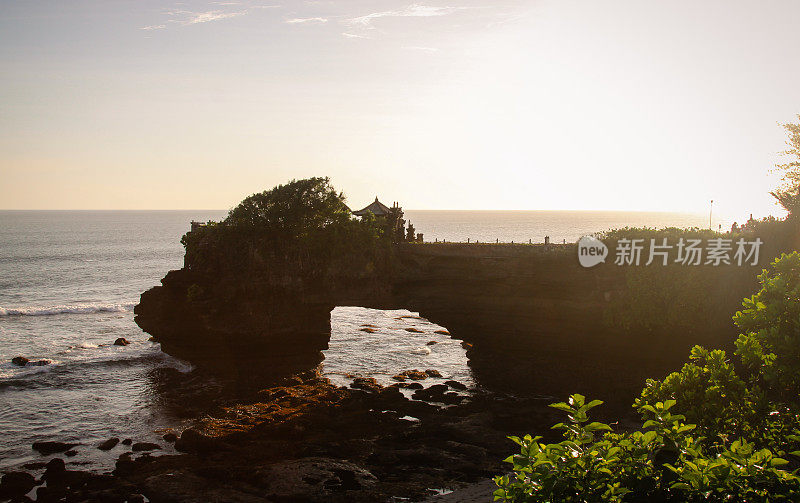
[136,239,768,404]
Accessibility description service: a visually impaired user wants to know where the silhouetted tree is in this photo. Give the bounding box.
[406,222,416,242]
[772,116,800,219]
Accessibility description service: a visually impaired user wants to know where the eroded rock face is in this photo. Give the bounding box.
[135,268,334,380]
[135,241,757,405]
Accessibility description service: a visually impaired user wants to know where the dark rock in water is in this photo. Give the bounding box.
[425,369,443,378]
[131,442,161,452]
[127,494,146,503]
[113,338,130,346]
[162,432,178,443]
[393,382,424,390]
[114,452,135,475]
[359,327,377,333]
[434,329,451,335]
[440,392,466,405]
[98,437,120,451]
[412,384,450,402]
[175,428,225,453]
[64,449,78,457]
[350,377,381,392]
[44,458,66,476]
[0,471,37,498]
[405,327,423,333]
[121,438,132,445]
[29,359,49,366]
[426,340,437,346]
[398,369,428,381]
[11,356,28,366]
[445,380,468,391]
[253,457,377,501]
[32,441,77,455]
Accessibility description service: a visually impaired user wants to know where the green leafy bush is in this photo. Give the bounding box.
[179,177,395,282]
[496,253,800,502]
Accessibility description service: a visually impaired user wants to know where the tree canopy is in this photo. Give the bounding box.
[771,116,800,218]
[225,177,352,238]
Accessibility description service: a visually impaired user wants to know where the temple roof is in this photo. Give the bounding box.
[352,197,390,217]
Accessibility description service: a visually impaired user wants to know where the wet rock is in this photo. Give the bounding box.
[175,428,226,453]
[127,494,146,503]
[405,327,424,333]
[425,369,443,378]
[131,442,161,452]
[412,384,450,402]
[360,324,378,328]
[440,392,466,405]
[64,449,78,457]
[399,369,428,381]
[0,471,37,498]
[162,432,178,443]
[98,437,120,451]
[113,338,130,346]
[121,438,132,445]
[445,380,467,391]
[29,359,49,366]
[426,341,438,346]
[32,441,77,455]
[359,327,377,333]
[43,458,66,477]
[461,341,473,349]
[350,377,382,392]
[434,329,451,335]
[11,356,29,366]
[391,374,406,382]
[114,452,135,475]
[253,457,377,501]
[394,382,424,390]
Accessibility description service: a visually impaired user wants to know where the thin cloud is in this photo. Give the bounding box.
[141,3,279,30]
[348,4,465,29]
[184,10,246,25]
[285,17,328,24]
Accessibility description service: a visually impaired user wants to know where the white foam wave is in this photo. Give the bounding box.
[0,302,135,317]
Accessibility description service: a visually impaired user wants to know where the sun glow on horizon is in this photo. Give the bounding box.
[0,0,798,223]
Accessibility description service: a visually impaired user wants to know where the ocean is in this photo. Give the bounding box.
[0,209,719,473]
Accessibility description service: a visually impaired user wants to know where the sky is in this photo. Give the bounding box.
[1,0,799,221]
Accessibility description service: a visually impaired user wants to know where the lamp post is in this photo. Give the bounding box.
[709,199,714,230]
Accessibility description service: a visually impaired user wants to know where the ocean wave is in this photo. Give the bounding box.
[0,302,136,317]
[0,349,194,387]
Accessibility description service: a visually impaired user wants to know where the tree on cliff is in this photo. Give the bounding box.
[182,177,391,278]
[225,177,352,238]
[772,115,800,219]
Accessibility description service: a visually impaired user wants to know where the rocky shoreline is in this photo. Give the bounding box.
[1,368,592,502]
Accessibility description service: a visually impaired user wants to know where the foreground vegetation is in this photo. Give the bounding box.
[495,116,800,501]
[494,252,800,502]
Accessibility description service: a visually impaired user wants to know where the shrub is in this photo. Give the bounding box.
[495,253,800,502]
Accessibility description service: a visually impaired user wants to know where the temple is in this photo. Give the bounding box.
[352,197,390,217]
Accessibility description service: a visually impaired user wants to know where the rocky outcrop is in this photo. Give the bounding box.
[136,241,763,405]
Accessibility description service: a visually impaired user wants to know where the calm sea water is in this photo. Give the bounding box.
[0,209,716,473]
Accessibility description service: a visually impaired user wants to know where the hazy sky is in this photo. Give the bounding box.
[1,1,799,220]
